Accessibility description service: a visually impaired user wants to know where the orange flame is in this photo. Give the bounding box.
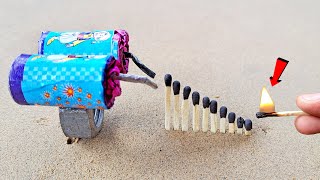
[260,87,275,113]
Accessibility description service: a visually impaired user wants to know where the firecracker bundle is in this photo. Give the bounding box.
[9,30,157,110]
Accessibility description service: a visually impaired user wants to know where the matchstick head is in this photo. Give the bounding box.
[164,74,172,87]
[192,91,200,105]
[237,117,244,128]
[220,106,227,118]
[173,81,180,95]
[256,112,267,118]
[210,100,217,114]
[228,112,236,123]
[244,119,252,131]
[203,97,210,108]
[183,86,191,100]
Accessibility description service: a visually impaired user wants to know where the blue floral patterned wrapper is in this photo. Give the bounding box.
[9,54,122,109]
[38,30,129,74]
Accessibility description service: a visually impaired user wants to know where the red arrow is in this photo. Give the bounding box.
[270,57,289,86]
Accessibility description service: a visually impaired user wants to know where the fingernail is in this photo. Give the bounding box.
[301,93,320,101]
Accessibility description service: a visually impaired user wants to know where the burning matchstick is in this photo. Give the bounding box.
[256,86,308,119]
[256,111,308,118]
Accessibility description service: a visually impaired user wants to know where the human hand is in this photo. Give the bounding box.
[295,93,320,135]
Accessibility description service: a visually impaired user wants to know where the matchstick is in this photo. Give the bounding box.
[244,119,252,136]
[164,74,172,130]
[192,91,200,132]
[219,106,227,133]
[181,86,191,131]
[228,112,236,134]
[210,100,218,133]
[112,73,158,89]
[173,81,181,130]
[236,117,244,135]
[256,111,308,118]
[202,97,210,132]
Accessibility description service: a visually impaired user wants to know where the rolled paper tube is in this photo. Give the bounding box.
[38,30,130,74]
[181,86,191,131]
[9,54,122,109]
[164,74,172,130]
[202,97,210,132]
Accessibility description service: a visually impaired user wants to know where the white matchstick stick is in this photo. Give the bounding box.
[210,100,218,133]
[228,112,236,134]
[173,81,181,130]
[219,106,227,133]
[192,92,200,132]
[202,97,210,132]
[181,86,191,131]
[164,74,172,130]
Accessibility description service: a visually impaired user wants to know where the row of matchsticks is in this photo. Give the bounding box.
[164,74,253,136]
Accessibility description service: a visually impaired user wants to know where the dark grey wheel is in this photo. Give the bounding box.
[59,108,104,138]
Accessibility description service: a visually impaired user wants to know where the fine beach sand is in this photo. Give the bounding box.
[1,0,320,179]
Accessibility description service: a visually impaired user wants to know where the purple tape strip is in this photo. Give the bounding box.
[38,31,50,54]
[8,54,31,105]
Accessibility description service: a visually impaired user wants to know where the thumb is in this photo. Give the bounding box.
[296,93,320,117]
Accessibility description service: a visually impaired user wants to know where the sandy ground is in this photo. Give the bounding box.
[1,0,320,179]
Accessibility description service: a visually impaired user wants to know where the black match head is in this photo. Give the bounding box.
[256,112,267,118]
[210,100,217,114]
[228,112,236,123]
[192,91,200,105]
[220,106,227,118]
[244,119,253,131]
[172,81,180,95]
[164,74,172,87]
[203,97,210,108]
[237,117,244,128]
[183,86,191,100]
